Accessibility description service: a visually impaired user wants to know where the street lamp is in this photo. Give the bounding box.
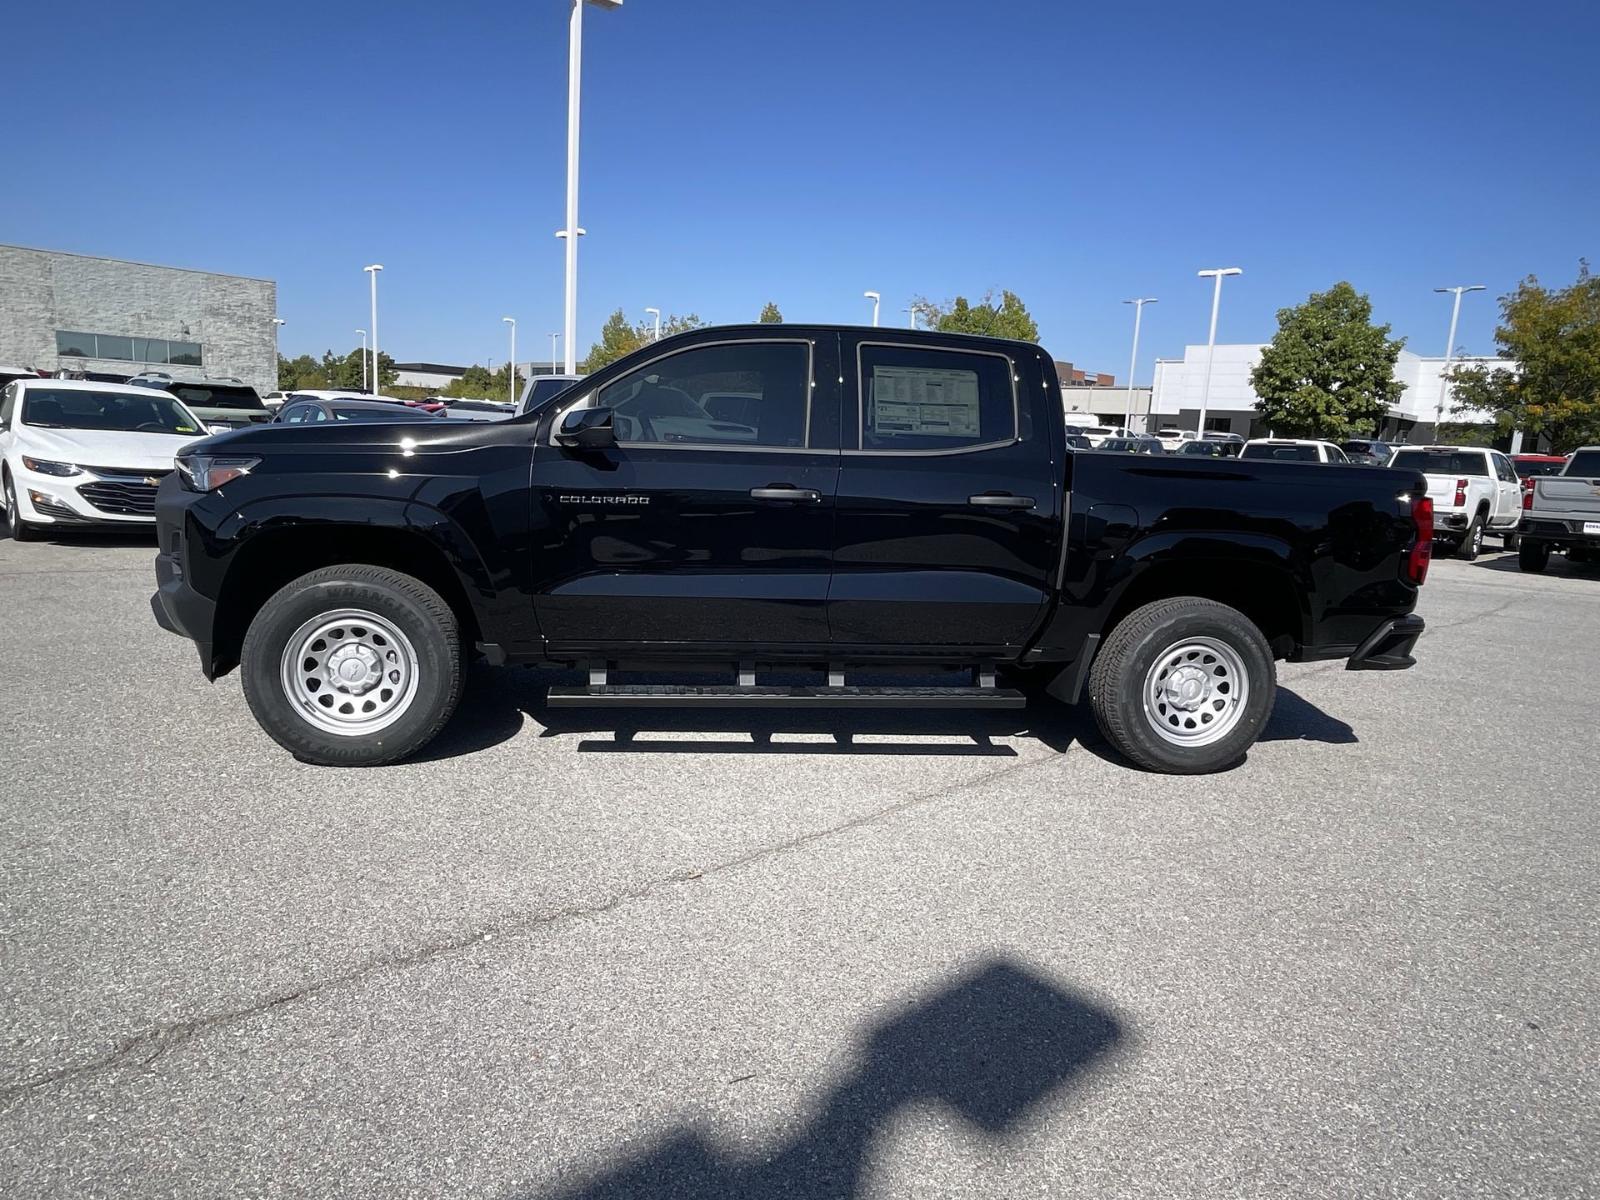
[1121,298,1157,433]
[1195,267,1242,436]
[356,329,367,390]
[549,332,561,374]
[644,306,661,341]
[363,264,383,395]
[562,0,624,375]
[502,316,517,405]
[271,317,286,330]
[863,290,881,327]
[906,302,920,329]
[1433,285,1486,433]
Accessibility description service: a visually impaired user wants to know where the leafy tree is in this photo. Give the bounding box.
[915,290,1039,342]
[1249,282,1405,440]
[442,363,524,402]
[759,301,783,323]
[1448,262,1600,454]
[278,353,319,389]
[580,309,706,373]
[277,348,394,391]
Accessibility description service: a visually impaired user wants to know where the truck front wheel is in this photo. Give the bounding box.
[240,565,464,766]
[1087,597,1276,775]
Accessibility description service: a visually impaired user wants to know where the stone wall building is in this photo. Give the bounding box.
[0,245,278,397]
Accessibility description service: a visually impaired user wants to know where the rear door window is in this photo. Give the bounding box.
[858,344,1015,453]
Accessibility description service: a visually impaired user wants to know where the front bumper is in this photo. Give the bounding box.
[151,476,222,677]
[1345,614,1425,671]
[12,465,166,525]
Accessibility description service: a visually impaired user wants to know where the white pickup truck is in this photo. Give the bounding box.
[1518,446,1600,572]
[1387,445,1523,560]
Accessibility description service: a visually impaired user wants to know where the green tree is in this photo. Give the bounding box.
[580,310,706,373]
[278,353,321,389]
[1448,263,1600,454]
[759,301,783,323]
[915,290,1039,342]
[278,349,393,392]
[1249,282,1406,440]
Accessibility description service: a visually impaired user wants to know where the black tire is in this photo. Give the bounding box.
[2,472,43,542]
[1518,539,1550,573]
[1087,597,1276,775]
[1456,515,1484,560]
[240,565,464,766]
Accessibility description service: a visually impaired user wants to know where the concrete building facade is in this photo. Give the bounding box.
[0,245,277,397]
[1147,343,1513,442]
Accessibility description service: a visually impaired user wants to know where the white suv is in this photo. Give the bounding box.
[1240,438,1350,463]
[0,378,207,540]
[1388,445,1522,560]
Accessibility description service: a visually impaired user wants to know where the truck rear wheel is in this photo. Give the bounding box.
[1087,597,1276,775]
[241,565,464,766]
[1518,540,1550,573]
[1456,515,1484,560]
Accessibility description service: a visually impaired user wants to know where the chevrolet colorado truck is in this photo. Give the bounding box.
[150,324,1431,774]
[1518,446,1600,572]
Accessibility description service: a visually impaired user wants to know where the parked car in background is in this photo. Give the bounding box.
[1177,438,1244,458]
[262,391,291,412]
[1071,424,1121,447]
[1154,427,1198,452]
[272,397,448,425]
[1064,433,1093,450]
[1387,445,1522,559]
[1340,438,1396,466]
[1241,439,1350,464]
[438,399,516,421]
[128,372,272,434]
[0,378,206,539]
[1518,446,1600,572]
[0,365,41,391]
[1099,435,1166,454]
[519,373,585,416]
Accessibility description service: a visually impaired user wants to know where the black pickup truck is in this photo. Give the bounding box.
[151,324,1430,773]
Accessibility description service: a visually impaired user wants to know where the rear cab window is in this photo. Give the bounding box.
[168,383,266,413]
[1565,450,1600,476]
[1390,449,1491,476]
[1242,443,1320,462]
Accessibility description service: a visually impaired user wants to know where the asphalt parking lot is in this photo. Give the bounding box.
[1,533,1596,1198]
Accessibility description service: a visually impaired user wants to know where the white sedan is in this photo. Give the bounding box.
[0,378,209,540]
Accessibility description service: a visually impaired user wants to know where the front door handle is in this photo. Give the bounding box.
[968,493,1036,509]
[750,486,821,503]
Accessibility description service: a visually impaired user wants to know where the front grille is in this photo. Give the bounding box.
[76,470,168,517]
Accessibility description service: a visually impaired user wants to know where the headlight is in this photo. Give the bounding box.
[21,456,82,477]
[176,454,260,492]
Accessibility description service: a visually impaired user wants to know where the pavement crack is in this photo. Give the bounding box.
[1,747,1054,1111]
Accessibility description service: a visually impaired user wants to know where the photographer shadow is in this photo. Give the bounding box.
[526,959,1127,1200]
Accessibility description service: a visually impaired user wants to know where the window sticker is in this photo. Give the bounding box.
[871,366,980,437]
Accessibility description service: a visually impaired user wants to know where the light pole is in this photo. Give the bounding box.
[863,290,880,327]
[562,0,624,375]
[502,317,517,405]
[906,302,920,329]
[549,332,561,374]
[1195,267,1242,435]
[363,264,383,395]
[1121,298,1157,433]
[1433,285,1486,435]
[356,330,367,390]
[644,306,661,341]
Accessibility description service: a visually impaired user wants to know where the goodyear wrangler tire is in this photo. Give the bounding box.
[241,565,463,766]
[1088,597,1276,774]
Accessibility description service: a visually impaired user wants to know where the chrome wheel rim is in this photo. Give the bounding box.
[280,608,420,737]
[1142,636,1250,747]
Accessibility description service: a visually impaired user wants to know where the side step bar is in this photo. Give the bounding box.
[546,685,1026,709]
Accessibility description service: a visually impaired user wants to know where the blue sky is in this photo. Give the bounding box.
[6,0,1597,379]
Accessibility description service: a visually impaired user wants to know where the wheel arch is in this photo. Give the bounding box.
[1101,550,1307,660]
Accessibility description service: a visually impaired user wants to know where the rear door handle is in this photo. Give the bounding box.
[750,486,821,502]
[968,493,1036,509]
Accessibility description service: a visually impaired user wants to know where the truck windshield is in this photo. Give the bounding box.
[22,388,201,434]
[1565,450,1600,476]
[1390,449,1489,476]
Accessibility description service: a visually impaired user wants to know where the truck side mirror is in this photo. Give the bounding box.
[555,406,617,449]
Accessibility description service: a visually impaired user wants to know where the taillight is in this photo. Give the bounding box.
[1453,478,1467,506]
[1406,496,1433,585]
[1522,478,1535,510]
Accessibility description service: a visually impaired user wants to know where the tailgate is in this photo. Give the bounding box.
[1419,473,1465,508]
[1533,476,1600,517]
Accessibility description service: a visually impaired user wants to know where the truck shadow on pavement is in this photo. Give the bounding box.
[519,958,1127,1200]
[414,669,1355,765]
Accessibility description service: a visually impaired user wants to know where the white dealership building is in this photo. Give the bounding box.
[1146,344,1511,442]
